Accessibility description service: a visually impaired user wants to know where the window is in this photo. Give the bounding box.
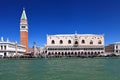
[81,40,85,44]
[22,26,26,28]
[4,46,6,50]
[90,40,93,44]
[48,52,51,55]
[98,40,102,44]
[68,40,71,44]
[116,45,118,49]
[51,40,55,44]
[4,53,6,56]
[60,40,63,44]
[1,46,3,50]
[75,41,78,44]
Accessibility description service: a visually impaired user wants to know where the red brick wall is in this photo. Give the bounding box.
[20,31,28,53]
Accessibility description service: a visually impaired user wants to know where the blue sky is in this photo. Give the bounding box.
[0,0,120,47]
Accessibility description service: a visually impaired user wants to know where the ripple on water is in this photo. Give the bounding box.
[0,57,120,80]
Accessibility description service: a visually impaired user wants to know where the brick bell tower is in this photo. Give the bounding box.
[20,8,29,53]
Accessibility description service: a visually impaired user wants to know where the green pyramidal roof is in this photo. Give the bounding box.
[21,8,27,20]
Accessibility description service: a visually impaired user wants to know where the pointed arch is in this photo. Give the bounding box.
[75,41,78,44]
[98,40,102,44]
[59,40,63,44]
[68,40,71,44]
[51,40,55,44]
[81,40,85,44]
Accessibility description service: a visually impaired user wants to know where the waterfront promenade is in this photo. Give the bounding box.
[0,52,119,59]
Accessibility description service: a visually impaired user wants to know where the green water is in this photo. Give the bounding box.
[0,57,120,80]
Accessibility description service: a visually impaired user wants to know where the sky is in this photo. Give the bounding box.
[0,0,120,47]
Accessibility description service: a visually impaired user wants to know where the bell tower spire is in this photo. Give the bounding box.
[21,8,27,20]
[20,8,29,53]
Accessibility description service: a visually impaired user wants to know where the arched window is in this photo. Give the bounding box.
[48,52,51,55]
[62,52,64,55]
[98,40,102,44]
[65,52,67,55]
[1,46,3,50]
[55,52,57,55]
[116,45,118,49]
[68,52,70,55]
[98,52,100,54]
[75,41,78,44]
[75,52,77,55]
[81,40,85,44]
[4,46,6,50]
[71,52,73,55]
[68,40,71,44]
[60,40,63,44]
[90,40,93,44]
[51,40,55,44]
[81,52,83,55]
[58,52,60,55]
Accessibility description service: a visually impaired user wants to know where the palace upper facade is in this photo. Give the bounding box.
[47,34,104,46]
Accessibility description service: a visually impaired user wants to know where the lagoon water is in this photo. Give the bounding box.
[0,57,120,80]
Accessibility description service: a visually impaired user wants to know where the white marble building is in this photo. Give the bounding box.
[111,42,120,55]
[0,37,26,57]
[45,33,104,57]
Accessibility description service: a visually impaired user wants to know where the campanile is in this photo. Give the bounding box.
[20,8,28,53]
